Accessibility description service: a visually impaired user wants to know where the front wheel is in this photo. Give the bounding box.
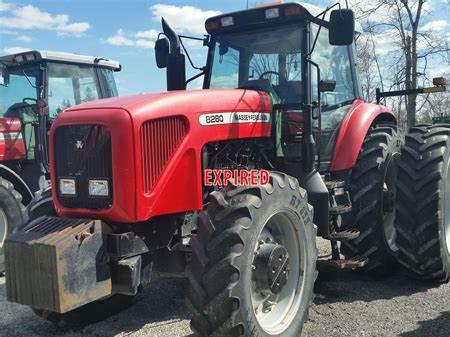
[187,172,317,337]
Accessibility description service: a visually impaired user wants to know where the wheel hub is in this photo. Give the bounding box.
[254,242,289,295]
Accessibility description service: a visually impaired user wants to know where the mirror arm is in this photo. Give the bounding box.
[179,38,205,71]
[186,71,205,86]
[314,2,340,18]
[308,12,327,56]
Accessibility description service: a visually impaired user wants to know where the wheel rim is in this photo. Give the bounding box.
[382,153,400,253]
[251,211,306,335]
[0,208,8,250]
[444,159,450,255]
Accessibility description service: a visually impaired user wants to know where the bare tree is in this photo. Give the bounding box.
[356,34,383,101]
[351,0,449,129]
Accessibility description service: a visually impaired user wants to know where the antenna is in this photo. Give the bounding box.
[246,0,249,8]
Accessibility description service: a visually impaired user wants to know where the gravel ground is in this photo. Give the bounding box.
[1,239,450,337]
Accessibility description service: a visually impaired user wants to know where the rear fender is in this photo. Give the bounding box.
[330,99,396,172]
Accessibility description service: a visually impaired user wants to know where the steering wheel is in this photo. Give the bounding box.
[258,71,281,80]
[22,98,38,105]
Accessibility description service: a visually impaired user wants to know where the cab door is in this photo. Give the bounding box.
[310,24,360,168]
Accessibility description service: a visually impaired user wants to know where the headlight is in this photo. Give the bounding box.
[89,179,109,197]
[59,178,76,195]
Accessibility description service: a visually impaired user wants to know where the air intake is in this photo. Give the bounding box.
[141,117,187,193]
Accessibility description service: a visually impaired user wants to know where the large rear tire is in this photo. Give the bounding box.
[394,124,450,281]
[0,177,28,274]
[187,172,317,337]
[342,126,401,272]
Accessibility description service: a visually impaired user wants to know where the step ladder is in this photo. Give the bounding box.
[321,178,369,270]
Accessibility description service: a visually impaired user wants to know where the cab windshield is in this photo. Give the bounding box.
[47,63,118,118]
[0,64,40,117]
[209,24,304,104]
[0,62,118,119]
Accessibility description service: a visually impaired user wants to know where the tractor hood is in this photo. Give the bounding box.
[51,89,272,223]
[64,88,272,121]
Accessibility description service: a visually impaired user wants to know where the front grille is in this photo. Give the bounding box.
[141,117,187,193]
[54,125,113,209]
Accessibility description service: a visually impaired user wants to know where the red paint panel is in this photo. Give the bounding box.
[141,117,187,194]
[0,118,26,161]
[330,99,396,171]
[0,118,22,132]
[50,108,136,222]
[52,89,272,223]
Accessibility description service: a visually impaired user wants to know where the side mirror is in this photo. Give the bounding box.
[0,64,9,87]
[319,80,336,92]
[155,38,170,69]
[329,9,355,46]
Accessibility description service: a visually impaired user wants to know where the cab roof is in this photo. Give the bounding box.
[205,1,362,34]
[0,50,121,71]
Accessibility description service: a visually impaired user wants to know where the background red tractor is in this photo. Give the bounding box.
[0,50,120,273]
[4,3,449,337]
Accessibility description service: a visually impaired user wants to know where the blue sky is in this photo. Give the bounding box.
[0,0,449,96]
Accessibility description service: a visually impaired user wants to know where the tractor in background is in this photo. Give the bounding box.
[0,50,120,272]
[4,2,450,337]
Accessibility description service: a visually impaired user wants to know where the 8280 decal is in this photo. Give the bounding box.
[199,112,271,126]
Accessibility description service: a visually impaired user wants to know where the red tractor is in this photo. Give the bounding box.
[0,50,120,273]
[4,3,449,337]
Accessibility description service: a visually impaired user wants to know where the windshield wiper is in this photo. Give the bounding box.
[22,69,37,89]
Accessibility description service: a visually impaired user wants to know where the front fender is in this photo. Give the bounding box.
[0,164,34,205]
[330,99,396,172]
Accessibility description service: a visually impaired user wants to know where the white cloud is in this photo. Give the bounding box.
[135,39,154,48]
[3,46,31,54]
[16,34,31,42]
[106,29,135,46]
[0,2,13,12]
[150,4,221,35]
[372,29,401,56]
[432,64,450,76]
[0,5,91,36]
[422,20,449,32]
[136,29,159,40]
[105,29,154,49]
[105,4,220,49]
[0,29,17,35]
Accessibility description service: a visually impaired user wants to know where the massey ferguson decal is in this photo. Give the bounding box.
[199,112,270,126]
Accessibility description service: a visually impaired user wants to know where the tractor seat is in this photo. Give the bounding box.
[6,103,38,120]
[239,79,281,103]
[275,81,303,104]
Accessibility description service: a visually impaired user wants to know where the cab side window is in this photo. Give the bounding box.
[311,24,356,162]
[311,24,355,107]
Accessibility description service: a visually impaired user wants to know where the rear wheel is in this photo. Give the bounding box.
[394,124,450,281]
[342,126,401,272]
[187,172,317,337]
[0,177,28,274]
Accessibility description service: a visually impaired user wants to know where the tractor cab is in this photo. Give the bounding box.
[0,50,120,190]
[156,2,362,171]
